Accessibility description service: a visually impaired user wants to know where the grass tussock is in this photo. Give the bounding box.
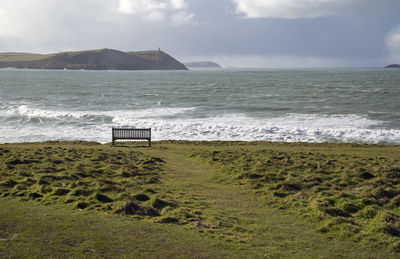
[192,147,400,251]
[0,143,181,222]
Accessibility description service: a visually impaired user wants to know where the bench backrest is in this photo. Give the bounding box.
[112,128,152,147]
[112,128,151,140]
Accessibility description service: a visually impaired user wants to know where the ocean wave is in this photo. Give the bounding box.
[111,113,399,144]
[2,105,196,122]
[1,108,399,144]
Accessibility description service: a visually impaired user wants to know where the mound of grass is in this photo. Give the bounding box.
[0,142,184,222]
[193,146,400,251]
[116,200,160,217]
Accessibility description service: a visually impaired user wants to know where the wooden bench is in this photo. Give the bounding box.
[112,128,151,147]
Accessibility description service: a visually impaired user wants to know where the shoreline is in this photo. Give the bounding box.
[1,139,399,147]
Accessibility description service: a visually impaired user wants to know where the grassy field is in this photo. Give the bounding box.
[0,141,399,258]
[0,53,52,62]
[192,142,400,251]
[0,49,165,63]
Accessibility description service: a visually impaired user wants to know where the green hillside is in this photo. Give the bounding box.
[0,53,52,62]
[0,49,187,70]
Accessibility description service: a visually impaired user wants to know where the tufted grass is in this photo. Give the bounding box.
[0,140,399,258]
[191,141,400,252]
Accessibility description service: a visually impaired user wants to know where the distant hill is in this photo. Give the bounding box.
[385,64,400,68]
[0,49,187,70]
[184,61,221,68]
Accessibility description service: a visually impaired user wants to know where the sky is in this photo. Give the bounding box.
[0,0,400,68]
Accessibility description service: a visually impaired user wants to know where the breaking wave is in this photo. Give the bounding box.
[1,105,399,144]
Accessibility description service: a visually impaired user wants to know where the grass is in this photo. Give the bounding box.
[0,49,164,63]
[0,141,178,221]
[191,142,400,252]
[0,141,399,258]
[131,50,166,61]
[0,198,250,258]
[0,53,52,62]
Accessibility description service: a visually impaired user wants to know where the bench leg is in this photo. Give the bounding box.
[148,140,151,147]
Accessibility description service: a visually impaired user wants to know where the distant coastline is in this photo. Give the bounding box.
[0,48,187,71]
[385,64,400,68]
[184,61,221,68]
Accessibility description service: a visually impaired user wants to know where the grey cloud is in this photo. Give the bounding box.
[233,0,400,19]
[0,0,399,67]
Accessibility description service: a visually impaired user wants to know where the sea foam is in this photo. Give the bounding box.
[4,105,195,121]
[1,105,399,144]
[112,113,399,144]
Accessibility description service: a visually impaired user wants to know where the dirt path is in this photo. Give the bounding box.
[147,144,389,258]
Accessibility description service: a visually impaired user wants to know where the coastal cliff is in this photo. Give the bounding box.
[0,49,187,70]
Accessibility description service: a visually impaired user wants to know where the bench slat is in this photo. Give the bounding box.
[112,128,151,147]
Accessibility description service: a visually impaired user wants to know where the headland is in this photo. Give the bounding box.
[0,49,187,70]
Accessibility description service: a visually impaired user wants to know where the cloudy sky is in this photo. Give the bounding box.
[1,0,400,67]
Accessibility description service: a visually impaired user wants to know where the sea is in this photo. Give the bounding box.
[1,68,400,144]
